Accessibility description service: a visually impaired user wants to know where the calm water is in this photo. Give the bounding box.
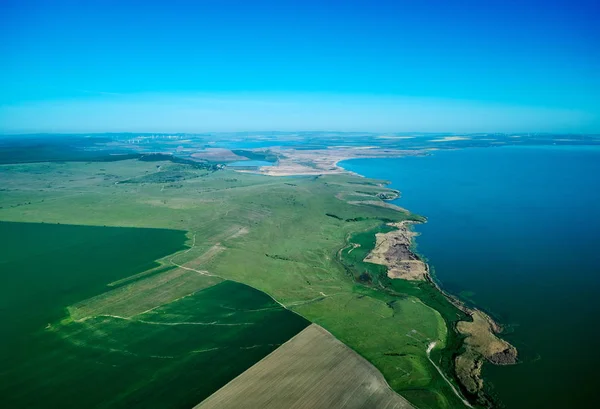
[341,146,600,409]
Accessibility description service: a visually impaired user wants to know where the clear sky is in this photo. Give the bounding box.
[1,0,599,133]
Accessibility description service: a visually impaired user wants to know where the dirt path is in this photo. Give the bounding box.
[426,342,473,408]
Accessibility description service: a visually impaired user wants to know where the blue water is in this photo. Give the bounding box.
[341,146,600,409]
[227,160,274,167]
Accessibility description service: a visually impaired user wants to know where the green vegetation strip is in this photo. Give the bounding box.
[0,222,308,409]
[339,224,472,406]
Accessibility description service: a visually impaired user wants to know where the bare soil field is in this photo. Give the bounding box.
[191,148,247,162]
[245,147,423,176]
[364,221,427,280]
[196,324,414,409]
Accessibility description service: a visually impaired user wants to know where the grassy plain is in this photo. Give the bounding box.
[0,158,474,409]
[0,221,308,408]
[0,221,186,342]
[198,324,414,409]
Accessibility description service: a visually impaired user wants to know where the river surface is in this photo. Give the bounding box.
[341,145,600,409]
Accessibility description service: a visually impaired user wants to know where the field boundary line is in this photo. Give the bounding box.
[193,325,317,408]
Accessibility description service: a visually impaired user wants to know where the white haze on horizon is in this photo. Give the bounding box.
[0,92,596,134]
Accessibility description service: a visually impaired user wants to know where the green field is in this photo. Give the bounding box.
[0,158,476,409]
[0,221,187,341]
[0,221,308,408]
[339,225,472,406]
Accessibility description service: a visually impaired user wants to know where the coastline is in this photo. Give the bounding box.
[340,159,517,408]
[234,147,427,176]
[371,209,517,407]
[234,148,518,407]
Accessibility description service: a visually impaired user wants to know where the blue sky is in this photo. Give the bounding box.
[1,0,599,133]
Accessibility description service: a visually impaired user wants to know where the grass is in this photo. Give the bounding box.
[341,224,473,406]
[0,221,187,340]
[68,268,222,319]
[0,221,308,409]
[0,158,476,409]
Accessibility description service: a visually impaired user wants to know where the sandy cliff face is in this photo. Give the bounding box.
[363,220,517,407]
[364,221,428,281]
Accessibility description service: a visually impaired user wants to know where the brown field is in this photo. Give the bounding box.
[191,148,246,162]
[196,324,414,409]
[455,311,517,400]
[245,147,423,176]
[457,311,516,361]
[364,221,427,280]
[69,268,222,320]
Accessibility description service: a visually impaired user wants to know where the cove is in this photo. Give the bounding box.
[341,145,600,409]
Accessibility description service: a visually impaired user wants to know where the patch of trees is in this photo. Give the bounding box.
[358,272,372,283]
[347,181,379,186]
[265,253,292,262]
[231,149,278,163]
[326,213,395,223]
[139,153,220,171]
[120,171,199,184]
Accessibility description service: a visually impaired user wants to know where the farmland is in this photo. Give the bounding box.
[0,157,475,409]
[0,221,308,408]
[197,324,414,409]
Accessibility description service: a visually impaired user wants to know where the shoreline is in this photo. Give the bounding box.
[339,159,517,407]
[233,147,427,176]
[380,206,517,407]
[235,149,518,407]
